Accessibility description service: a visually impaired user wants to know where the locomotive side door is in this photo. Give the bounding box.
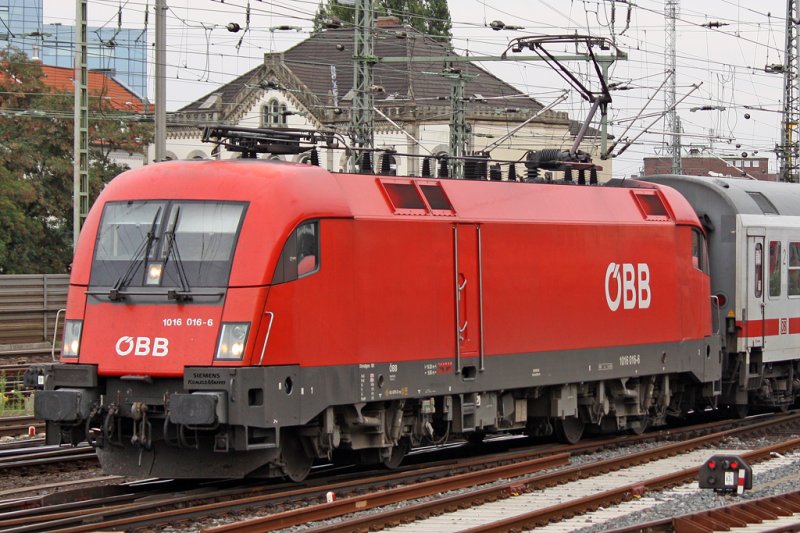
[745,229,766,349]
[453,224,484,374]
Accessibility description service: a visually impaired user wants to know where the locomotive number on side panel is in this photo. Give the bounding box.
[619,354,641,366]
[162,318,214,327]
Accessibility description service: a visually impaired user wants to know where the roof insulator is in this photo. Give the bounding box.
[464,158,477,180]
[438,156,449,178]
[380,151,393,175]
[489,163,501,181]
[361,152,373,174]
[421,157,431,178]
[508,163,517,182]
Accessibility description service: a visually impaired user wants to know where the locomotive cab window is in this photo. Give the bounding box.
[273,221,319,284]
[691,228,708,273]
[790,242,800,297]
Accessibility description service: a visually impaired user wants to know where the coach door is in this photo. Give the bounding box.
[746,229,766,348]
[454,224,484,375]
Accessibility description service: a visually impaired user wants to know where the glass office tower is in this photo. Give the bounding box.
[0,1,148,99]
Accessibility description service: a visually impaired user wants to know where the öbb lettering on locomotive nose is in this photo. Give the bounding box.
[26,126,800,482]
[114,336,169,357]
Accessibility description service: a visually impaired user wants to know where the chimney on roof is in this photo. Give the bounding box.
[375,16,401,28]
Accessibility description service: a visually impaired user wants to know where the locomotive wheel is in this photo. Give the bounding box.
[553,416,584,444]
[628,417,649,436]
[280,429,313,482]
[383,438,411,470]
[733,404,749,419]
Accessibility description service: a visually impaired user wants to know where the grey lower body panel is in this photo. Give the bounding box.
[187,336,721,427]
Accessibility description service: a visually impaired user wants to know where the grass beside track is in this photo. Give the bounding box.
[0,371,33,417]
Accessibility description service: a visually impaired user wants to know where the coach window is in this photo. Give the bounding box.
[769,241,782,297]
[789,242,800,296]
[272,221,319,284]
[691,228,708,273]
[755,243,764,299]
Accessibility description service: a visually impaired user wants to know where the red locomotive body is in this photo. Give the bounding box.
[30,156,720,480]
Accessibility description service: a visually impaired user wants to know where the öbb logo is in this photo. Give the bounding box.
[604,263,651,311]
[115,336,169,357]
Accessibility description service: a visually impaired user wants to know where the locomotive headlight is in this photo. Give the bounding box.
[61,320,83,358]
[146,262,163,285]
[215,322,250,360]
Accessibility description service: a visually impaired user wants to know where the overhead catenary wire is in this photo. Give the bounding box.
[19,0,793,176]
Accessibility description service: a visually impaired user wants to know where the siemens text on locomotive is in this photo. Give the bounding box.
[26,126,800,481]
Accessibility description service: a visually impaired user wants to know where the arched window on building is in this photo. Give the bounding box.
[261,99,288,127]
[186,150,208,160]
[297,152,313,165]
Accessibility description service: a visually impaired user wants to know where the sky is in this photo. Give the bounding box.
[42,0,791,178]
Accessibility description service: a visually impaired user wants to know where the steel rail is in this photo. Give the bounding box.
[0,416,41,439]
[0,446,96,471]
[606,490,800,533]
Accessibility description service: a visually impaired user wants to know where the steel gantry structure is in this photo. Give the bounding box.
[779,0,800,183]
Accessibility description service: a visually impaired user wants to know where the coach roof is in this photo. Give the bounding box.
[644,174,800,217]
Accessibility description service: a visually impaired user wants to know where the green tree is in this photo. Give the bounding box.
[0,49,152,274]
[313,0,452,43]
[423,0,452,43]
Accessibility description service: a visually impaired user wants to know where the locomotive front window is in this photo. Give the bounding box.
[95,201,166,262]
[90,200,247,289]
[159,202,245,288]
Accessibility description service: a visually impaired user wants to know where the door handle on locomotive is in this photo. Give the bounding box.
[458,278,467,291]
[459,320,468,341]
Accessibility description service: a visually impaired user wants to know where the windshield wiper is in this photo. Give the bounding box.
[108,207,162,301]
[162,206,193,302]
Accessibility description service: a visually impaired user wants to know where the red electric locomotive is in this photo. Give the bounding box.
[28,127,721,480]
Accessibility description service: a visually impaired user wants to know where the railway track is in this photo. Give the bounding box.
[1,411,797,532]
[0,444,96,472]
[606,489,800,533]
[210,413,800,532]
[0,345,57,367]
[0,346,56,400]
[0,416,42,439]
